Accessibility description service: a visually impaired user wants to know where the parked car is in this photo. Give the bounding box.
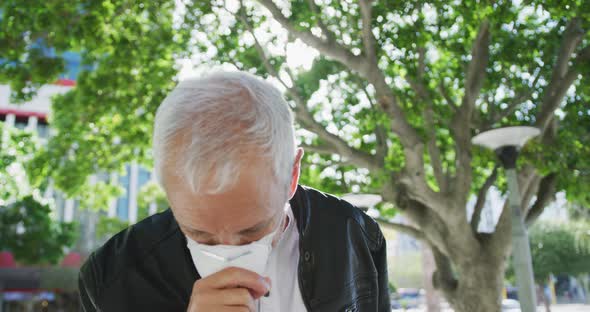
[390,288,422,309]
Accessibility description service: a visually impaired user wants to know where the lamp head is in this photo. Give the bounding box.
[472,126,540,169]
[472,126,540,150]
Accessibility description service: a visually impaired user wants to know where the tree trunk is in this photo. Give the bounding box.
[446,257,505,312]
[422,245,441,312]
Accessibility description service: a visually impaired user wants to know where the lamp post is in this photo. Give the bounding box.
[341,193,382,213]
[472,126,541,312]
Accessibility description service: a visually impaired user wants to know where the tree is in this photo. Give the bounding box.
[567,202,590,221]
[0,123,77,265]
[529,221,590,282]
[96,180,168,240]
[529,221,590,309]
[0,196,78,265]
[1,1,590,311]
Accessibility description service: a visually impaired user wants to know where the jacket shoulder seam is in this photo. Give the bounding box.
[304,186,383,250]
[348,215,383,251]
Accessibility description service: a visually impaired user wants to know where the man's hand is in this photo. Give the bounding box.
[187,267,271,312]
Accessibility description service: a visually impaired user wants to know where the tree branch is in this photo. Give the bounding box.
[238,6,381,171]
[486,69,542,128]
[300,143,336,155]
[461,20,491,113]
[438,81,458,112]
[496,92,535,121]
[452,20,490,133]
[285,77,381,172]
[256,0,364,73]
[525,173,558,227]
[237,8,280,77]
[376,218,426,242]
[406,74,446,192]
[383,182,452,255]
[305,0,333,41]
[359,41,426,175]
[256,0,424,151]
[579,44,590,63]
[257,0,443,213]
[536,68,580,133]
[492,98,523,124]
[471,166,498,234]
[359,0,377,64]
[450,20,490,198]
[490,200,513,255]
[361,84,387,167]
[417,47,426,78]
[536,18,586,133]
[453,20,491,131]
[520,174,542,213]
[553,18,584,80]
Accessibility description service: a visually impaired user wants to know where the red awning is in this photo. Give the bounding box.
[60,252,82,268]
[54,79,76,86]
[0,251,16,268]
[0,108,48,121]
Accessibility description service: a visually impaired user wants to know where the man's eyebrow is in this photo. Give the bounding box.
[184,226,212,237]
[237,216,274,235]
[182,213,276,237]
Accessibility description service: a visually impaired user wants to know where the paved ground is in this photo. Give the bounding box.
[546,304,590,312]
[392,304,590,312]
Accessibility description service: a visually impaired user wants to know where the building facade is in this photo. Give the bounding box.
[0,51,157,255]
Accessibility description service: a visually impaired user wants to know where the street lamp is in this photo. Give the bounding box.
[341,193,382,216]
[472,126,541,312]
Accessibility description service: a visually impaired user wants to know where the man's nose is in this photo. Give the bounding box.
[217,234,242,246]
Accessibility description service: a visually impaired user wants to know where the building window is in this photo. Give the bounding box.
[116,165,130,221]
[138,167,151,189]
[14,120,27,130]
[37,123,49,139]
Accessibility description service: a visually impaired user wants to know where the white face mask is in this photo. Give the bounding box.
[186,223,280,278]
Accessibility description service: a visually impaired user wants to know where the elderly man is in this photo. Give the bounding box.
[78,71,390,311]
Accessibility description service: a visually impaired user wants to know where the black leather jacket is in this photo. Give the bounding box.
[79,185,390,311]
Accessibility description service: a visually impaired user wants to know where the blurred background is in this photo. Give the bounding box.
[0,0,589,311]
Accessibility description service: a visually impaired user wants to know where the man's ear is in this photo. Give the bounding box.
[288,148,304,200]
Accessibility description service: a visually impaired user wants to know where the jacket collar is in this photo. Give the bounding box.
[289,184,312,236]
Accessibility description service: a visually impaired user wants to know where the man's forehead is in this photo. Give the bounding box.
[170,183,281,231]
[173,199,279,237]
[163,154,287,233]
[162,151,277,193]
[180,209,275,234]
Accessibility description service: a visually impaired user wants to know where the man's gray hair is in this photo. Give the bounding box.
[153,71,296,194]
